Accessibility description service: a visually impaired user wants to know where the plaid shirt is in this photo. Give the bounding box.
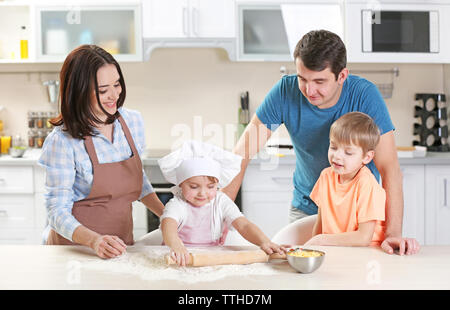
[38,108,153,242]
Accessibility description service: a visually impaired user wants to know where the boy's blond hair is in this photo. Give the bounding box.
[330,112,380,154]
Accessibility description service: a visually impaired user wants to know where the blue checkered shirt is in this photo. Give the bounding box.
[38,108,154,242]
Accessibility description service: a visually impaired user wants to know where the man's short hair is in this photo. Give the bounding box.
[293,30,347,80]
[330,112,381,154]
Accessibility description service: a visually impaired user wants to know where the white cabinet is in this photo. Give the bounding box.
[142,0,236,61]
[401,165,425,245]
[143,0,235,38]
[241,163,294,238]
[132,200,148,240]
[0,1,143,63]
[425,165,450,245]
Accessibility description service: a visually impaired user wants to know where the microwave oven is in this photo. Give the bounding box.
[346,2,450,63]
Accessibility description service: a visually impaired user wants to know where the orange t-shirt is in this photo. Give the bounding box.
[310,166,386,246]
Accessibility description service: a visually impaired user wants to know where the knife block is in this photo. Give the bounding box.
[413,93,448,152]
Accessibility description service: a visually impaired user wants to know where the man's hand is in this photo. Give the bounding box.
[381,236,420,255]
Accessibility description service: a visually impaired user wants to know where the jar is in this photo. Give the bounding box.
[28,111,37,128]
[36,111,45,128]
[28,129,37,148]
[36,130,46,148]
[45,111,54,129]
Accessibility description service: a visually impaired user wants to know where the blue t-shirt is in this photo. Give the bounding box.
[256,74,395,215]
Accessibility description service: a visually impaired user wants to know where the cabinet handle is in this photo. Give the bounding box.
[182,6,189,36]
[0,210,8,217]
[444,178,448,207]
[0,178,6,186]
[271,177,291,184]
[192,7,199,37]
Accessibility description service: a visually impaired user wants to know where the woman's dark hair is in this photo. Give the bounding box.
[50,44,126,139]
[293,30,347,80]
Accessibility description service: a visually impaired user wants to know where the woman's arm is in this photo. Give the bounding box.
[304,221,376,247]
[161,217,189,266]
[232,217,285,255]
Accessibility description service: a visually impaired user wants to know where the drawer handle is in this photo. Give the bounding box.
[271,177,292,183]
[444,178,448,207]
[0,210,8,217]
[0,178,6,186]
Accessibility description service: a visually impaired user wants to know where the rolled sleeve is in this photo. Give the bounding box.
[38,130,81,242]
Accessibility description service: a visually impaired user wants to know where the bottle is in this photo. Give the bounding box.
[20,26,29,59]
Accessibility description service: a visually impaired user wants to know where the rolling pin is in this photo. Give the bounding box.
[165,249,287,267]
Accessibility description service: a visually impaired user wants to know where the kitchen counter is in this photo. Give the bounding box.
[1,245,449,290]
[3,148,450,166]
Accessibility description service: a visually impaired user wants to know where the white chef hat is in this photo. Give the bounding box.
[158,140,243,187]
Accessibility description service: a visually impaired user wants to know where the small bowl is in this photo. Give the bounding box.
[9,146,27,158]
[286,248,325,274]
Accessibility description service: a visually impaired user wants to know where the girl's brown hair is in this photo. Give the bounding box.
[50,45,126,139]
[330,112,380,154]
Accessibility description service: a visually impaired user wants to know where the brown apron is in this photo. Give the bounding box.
[47,114,143,246]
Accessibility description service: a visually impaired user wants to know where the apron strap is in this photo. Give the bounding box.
[117,114,139,156]
[84,135,99,166]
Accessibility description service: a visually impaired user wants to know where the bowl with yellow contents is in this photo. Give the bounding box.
[286,248,325,273]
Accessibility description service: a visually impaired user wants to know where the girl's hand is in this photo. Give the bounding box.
[92,235,127,259]
[259,241,287,256]
[170,245,190,267]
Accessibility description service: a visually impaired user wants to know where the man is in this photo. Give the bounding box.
[223,30,420,255]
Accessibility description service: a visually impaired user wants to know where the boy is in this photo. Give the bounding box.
[305,112,386,247]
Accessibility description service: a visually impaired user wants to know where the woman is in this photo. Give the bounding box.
[39,45,164,259]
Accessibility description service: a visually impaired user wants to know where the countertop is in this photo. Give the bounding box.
[0,245,449,290]
[2,148,450,166]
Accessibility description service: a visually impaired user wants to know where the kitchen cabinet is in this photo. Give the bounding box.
[142,0,236,61]
[143,0,235,38]
[236,0,344,61]
[0,1,142,63]
[425,165,450,245]
[241,163,294,238]
[132,201,148,240]
[401,165,425,245]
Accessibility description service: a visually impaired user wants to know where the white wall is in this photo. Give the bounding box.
[0,47,447,150]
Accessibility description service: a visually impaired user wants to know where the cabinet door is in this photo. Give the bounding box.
[191,0,235,38]
[400,165,425,244]
[425,165,450,245]
[241,191,291,239]
[142,0,188,38]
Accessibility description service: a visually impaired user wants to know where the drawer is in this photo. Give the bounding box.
[242,164,295,192]
[0,195,35,228]
[0,166,34,194]
[0,228,36,245]
[34,165,46,193]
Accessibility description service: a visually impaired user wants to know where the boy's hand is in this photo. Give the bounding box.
[259,241,287,256]
[170,245,190,267]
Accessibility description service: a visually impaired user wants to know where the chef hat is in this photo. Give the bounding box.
[158,140,243,187]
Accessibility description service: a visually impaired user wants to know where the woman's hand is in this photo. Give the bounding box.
[170,244,190,267]
[92,235,127,259]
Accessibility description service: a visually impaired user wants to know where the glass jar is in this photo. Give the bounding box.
[28,111,37,128]
[36,112,45,129]
[28,129,37,148]
[36,130,46,148]
[45,111,54,129]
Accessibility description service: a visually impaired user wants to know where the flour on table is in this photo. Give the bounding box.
[82,247,282,283]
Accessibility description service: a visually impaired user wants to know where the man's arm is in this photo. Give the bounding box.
[373,131,420,255]
[222,114,272,201]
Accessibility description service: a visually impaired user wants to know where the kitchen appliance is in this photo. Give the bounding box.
[413,93,448,151]
[346,2,450,63]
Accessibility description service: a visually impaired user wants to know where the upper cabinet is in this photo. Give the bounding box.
[236,0,344,61]
[35,1,142,62]
[142,0,236,61]
[0,0,142,63]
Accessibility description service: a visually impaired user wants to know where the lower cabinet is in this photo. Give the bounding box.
[425,166,450,245]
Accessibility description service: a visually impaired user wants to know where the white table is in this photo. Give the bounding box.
[0,245,449,290]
